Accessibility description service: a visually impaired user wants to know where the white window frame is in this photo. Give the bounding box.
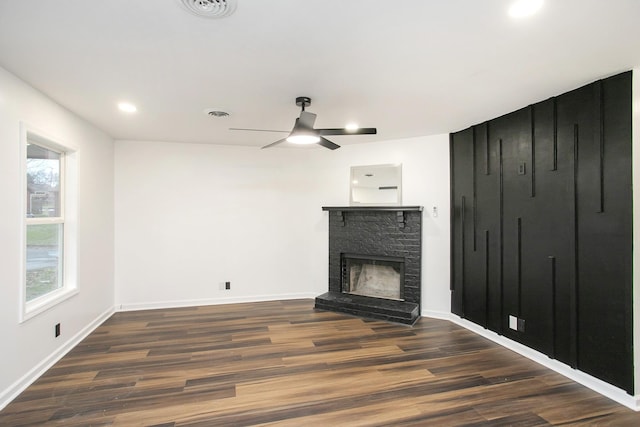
[20,124,78,322]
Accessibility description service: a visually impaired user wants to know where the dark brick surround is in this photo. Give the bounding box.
[316,206,423,324]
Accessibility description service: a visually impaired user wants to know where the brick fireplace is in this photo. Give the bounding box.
[315,206,423,325]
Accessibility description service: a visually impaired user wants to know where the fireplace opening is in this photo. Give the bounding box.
[341,254,405,301]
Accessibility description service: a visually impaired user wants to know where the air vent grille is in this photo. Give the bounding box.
[204,109,230,117]
[178,0,237,18]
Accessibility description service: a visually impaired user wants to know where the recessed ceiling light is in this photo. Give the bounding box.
[118,102,137,113]
[508,0,543,18]
[345,123,360,131]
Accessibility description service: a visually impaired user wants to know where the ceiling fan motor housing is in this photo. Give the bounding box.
[295,96,312,109]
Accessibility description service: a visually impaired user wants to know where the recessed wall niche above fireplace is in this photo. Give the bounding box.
[315,206,422,325]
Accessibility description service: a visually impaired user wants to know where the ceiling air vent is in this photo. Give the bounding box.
[204,108,230,117]
[178,0,237,18]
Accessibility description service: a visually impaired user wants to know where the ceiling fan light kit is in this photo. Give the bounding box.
[231,96,377,150]
[286,134,321,145]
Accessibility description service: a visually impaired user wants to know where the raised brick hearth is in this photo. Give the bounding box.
[315,206,423,325]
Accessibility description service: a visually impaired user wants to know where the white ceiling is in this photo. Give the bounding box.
[0,0,639,148]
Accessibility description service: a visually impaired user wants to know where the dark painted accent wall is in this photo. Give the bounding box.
[450,71,633,394]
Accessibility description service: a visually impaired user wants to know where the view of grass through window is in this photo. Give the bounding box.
[26,224,63,301]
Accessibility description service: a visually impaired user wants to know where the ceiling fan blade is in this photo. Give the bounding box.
[297,111,317,129]
[230,128,289,133]
[317,137,340,150]
[318,127,377,136]
[261,138,287,149]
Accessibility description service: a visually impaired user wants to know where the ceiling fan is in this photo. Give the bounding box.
[230,97,377,150]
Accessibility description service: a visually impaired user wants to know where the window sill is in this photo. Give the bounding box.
[21,287,79,323]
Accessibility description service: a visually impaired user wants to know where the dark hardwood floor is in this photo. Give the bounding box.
[1,299,639,426]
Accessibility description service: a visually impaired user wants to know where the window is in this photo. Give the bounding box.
[21,126,77,321]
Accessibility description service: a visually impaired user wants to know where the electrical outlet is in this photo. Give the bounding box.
[517,318,526,332]
[509,315,518,330]
[432,206,438,218]
[55,323,61,337]
[508,315,525,332]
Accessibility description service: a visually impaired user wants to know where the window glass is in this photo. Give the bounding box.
[27,144,61,218]
[26,223,64,301]
[25,141,65,304]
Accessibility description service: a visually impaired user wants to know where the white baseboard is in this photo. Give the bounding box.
[0,306,115,411]
[421,309,452,320]
[421,311,639,411]
[117,293,318,312]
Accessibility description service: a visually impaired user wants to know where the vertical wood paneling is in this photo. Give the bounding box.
[472,128,477,251]
[498,138,504,334]
[450,128,474,317]
[473,122,498,330]
[595,81,605,213]
[516,217,522,316]
[461,195,466,316]
[571,123,579,369]
[530,107,536,197]
[552,99,558,171]
[577,71,633,393]
[485,123,490,175]
[549,256,557,358]
[449,134,455,292]
[485,230,490,326]
[450,71,632,394]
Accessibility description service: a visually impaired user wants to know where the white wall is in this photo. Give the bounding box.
[114,135,451,315]
[0,67,115,408]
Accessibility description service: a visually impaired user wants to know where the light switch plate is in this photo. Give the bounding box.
[518,162,526,175]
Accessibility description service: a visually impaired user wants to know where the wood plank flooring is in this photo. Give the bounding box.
[1,299,639,426]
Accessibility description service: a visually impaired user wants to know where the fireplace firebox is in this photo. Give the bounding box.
[315,206,422,325]
[342,254,405,301]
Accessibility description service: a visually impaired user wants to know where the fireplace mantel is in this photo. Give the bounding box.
[322,206,423,212]
[322,206,423,229]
